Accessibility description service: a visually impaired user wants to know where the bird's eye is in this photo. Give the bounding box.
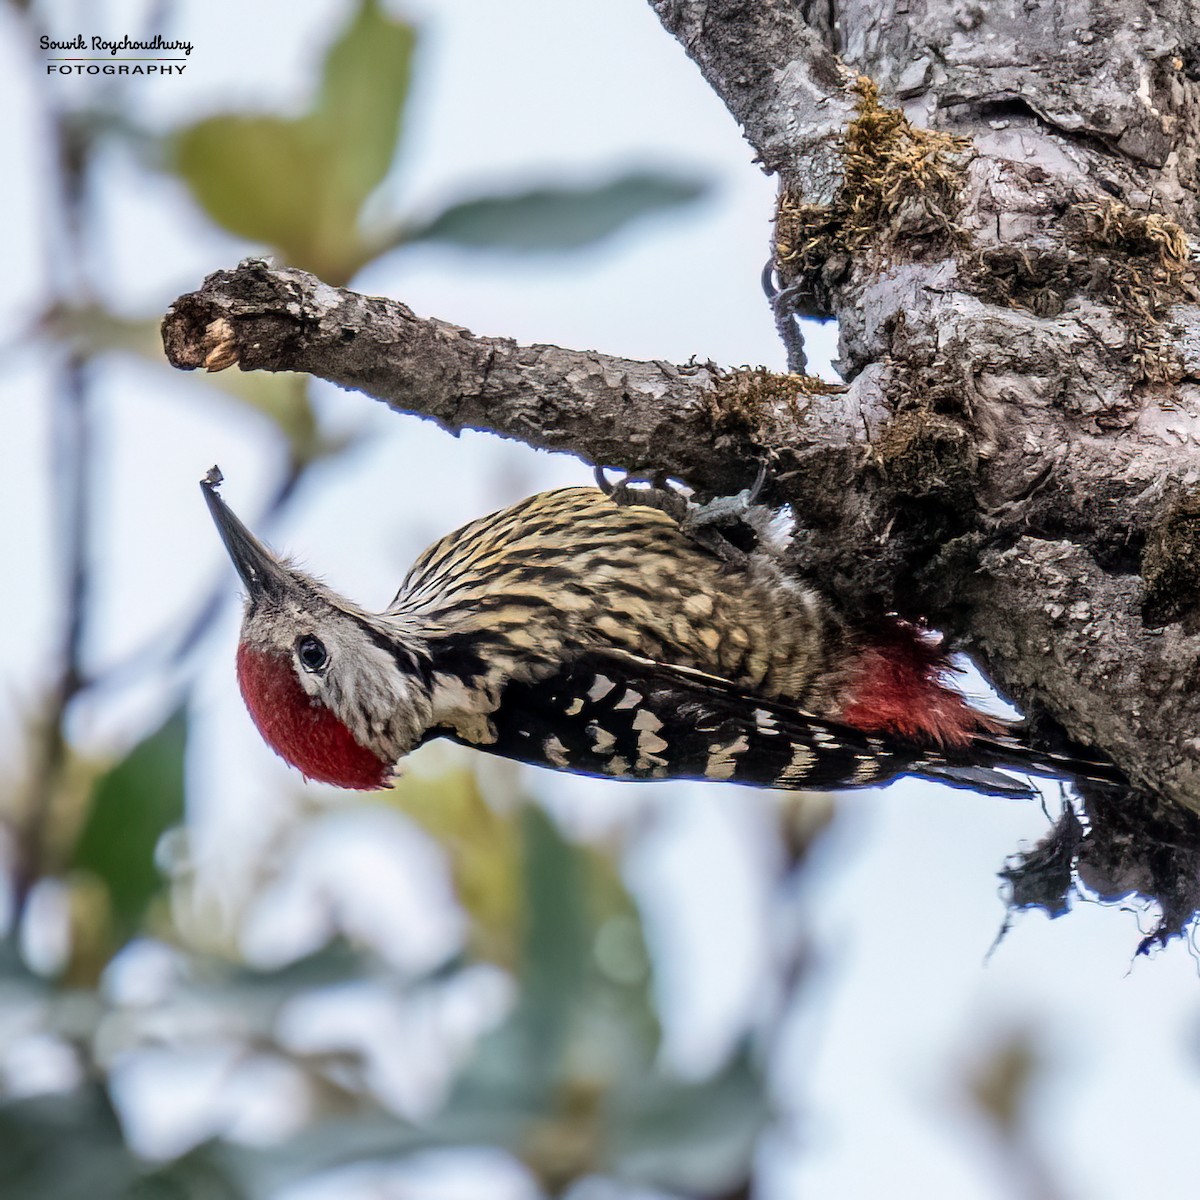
[297,634,328,672]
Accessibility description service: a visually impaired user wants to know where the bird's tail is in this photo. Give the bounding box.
[914,731,1127,797]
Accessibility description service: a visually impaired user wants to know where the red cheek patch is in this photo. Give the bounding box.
[236,645,391,790]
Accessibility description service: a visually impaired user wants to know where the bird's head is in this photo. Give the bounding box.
[201,470,432,789]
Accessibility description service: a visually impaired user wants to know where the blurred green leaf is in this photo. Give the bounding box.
[132,1148,251,1200]
[405,172,708,252]
[429,806,595,1133]
[227,938,376,993]
[317,0,415,202]
[169,801,762,1195]
[0,1086,247,1200]
[386,768,523,966]
[0,935,42,986]
[71,710,187,942]
[175,115,345,272]
[608,1046,768,1194]
[423,805,663,1184]
[213,1111,436,1197]
[173,0,415,283]
[42,304,164,360]
[0,1087,140,1200]
[514,805,592,1084]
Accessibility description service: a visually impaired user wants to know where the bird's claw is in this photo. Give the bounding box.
[599,463,775,569]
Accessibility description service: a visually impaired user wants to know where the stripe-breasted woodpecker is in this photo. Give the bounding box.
[201,469,1121,796]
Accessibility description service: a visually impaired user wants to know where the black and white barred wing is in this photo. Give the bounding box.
[445,648,1035,795]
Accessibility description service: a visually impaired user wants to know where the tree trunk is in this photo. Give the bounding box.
[163,0,1200,943]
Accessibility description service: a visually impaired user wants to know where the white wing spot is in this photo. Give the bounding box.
[754,708,778,731]
[588,676,616,702]
[705,735,748,781]
[812,730,836,746]
[632,709,663,733]
[614,689,642,710]
[638,730,669,756]
[853,755,879,784]
[565,698,585,717]
[588,723,616,754]
[783,744,816,779]
[607,756,630,775]
[705,753,737,781]
[543,736,570,767]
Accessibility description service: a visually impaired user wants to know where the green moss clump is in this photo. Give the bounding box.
[774,78,971,312]
[705,367,842,442]
[967,199,1196,384]
[1065,200,1195,383]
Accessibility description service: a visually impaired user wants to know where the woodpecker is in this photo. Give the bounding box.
[201,468,1122,797]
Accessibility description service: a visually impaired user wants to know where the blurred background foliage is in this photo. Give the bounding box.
[1,0,1178,1198]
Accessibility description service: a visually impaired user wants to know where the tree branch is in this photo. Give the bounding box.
[647,0,857,199]
[161,260,862,498]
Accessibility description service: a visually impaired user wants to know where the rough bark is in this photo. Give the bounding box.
[160,261,856,497]
[164,0,1200,940]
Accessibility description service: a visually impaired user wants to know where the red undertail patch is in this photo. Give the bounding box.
[836,622,1004,749]
[236,644,391,790]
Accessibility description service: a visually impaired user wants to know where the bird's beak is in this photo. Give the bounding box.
[201,467,291,605]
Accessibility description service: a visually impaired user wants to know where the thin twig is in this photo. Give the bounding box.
[15,353,91,913]
[11,4,94,917]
